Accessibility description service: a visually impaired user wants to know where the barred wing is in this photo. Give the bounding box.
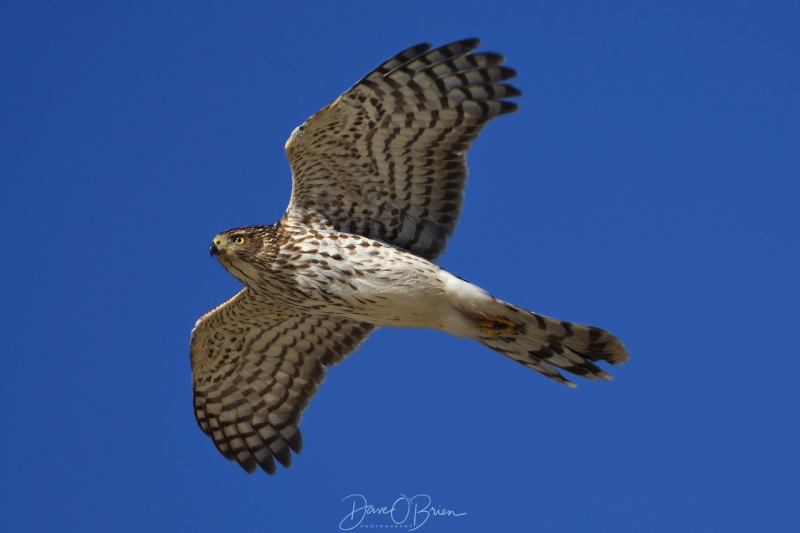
[285,38,520,260]
[190,289,375,474]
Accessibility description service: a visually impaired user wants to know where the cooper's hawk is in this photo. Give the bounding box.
[190,38,628,474]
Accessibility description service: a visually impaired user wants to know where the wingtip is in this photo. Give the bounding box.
[498,66,518,81]
[407,41,433,54]
[499,101,520,115]
[438,37,482,55]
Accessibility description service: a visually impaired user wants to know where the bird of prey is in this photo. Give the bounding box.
[190,38,628,474]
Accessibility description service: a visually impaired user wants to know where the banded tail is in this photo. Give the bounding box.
[456,293,628,387]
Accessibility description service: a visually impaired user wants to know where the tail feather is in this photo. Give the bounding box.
[469,299,629,387]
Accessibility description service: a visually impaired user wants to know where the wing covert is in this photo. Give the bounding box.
[285,38,520,260]
[190,289,375,474]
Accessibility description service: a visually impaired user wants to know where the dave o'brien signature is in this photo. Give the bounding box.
[339,493,466,531]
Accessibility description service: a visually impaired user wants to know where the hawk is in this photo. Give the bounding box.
[190,38,628,474]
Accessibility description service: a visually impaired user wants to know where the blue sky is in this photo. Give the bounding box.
[2,1,798,531]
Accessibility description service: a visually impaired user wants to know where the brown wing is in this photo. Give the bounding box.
[284,38,520,260]
[190,289,375,474]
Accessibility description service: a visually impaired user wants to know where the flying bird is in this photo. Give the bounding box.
[190,38,628,474]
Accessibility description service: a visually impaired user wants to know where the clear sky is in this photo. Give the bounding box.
[2,1,798,531]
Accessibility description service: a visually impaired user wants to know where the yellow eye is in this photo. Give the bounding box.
[233,236,246,245]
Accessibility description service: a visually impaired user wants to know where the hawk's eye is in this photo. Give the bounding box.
[233,236,246,245]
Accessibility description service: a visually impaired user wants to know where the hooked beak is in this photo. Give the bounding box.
[210,236,225,256]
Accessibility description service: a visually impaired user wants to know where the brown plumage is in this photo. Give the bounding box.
[191,39,628,474]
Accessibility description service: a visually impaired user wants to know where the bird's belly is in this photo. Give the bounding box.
[295,263,449,328]
[283,235,454,329]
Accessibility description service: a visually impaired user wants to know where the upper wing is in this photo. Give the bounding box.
[284,38,520,260]
[190,289,375,474]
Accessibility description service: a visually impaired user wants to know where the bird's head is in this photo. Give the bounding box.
[209,225,274,284]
